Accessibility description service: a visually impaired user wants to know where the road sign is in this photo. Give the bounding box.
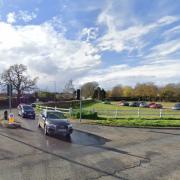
[8,113,14,124]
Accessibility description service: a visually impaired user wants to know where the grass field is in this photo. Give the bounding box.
[80,101,180,119]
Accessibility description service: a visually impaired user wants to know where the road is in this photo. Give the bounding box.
[0,110,180,180]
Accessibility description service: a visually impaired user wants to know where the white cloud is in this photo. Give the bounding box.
[80,27,98,41]
[146,39,180,58]
[97,1,179,54]
[6,12,16,24]
[6,10,37,24]
[0,21,101,89]
[75,60,180,88]
[18,10,37,23]
[97,15,179,53]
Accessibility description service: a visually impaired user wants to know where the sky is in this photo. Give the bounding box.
[0,0,180,91]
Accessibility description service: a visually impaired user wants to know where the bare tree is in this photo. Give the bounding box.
[1,64,38,103]
[81,82,99,98]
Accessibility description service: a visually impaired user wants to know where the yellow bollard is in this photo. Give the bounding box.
[8,113,15,124]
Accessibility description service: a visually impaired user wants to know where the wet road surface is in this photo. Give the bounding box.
[0,111,180,179]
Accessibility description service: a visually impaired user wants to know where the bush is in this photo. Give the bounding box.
[72,111,98,120]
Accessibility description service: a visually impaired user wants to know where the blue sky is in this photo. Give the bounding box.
[0,0,180,91]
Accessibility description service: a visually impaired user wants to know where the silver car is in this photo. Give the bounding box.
[172,103,180,110]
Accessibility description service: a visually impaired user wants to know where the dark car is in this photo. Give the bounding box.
[129,102,140,107]
[38,110,73,137]
[139,102,149,108]
[31,103,36,108]
[172,103,180,110]
[18,104,36,119]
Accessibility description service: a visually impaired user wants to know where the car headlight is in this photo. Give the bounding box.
[68,124,72,128]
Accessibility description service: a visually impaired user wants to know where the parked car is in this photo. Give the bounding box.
[18,104,36,119]
[31,103,36,108]
[118,101,129,106]
[139,102,149,108]
[149,103,163,109]
[129,102,140,107]
[38,110,73,137]
[172,103,180,110]
[102,100,111,104]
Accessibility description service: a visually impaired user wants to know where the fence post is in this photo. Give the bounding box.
[160,109,162,118]
[115,108,118,119]
[46,106,48,110]
[138,108,140,118]
[69,108,72,117]
[55,106,57,111]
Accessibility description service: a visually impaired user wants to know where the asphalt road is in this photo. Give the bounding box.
[0,110,180,180]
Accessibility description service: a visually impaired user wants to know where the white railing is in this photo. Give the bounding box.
[36,105,72,115]
[93,108,180,119]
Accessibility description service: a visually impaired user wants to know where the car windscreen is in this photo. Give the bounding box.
[23,106,34,111]
[47,112,65,119]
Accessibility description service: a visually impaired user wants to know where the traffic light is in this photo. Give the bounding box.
[7,84,13,96]
[76,89,80,100]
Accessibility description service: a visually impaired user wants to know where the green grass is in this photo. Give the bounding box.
[94,119,180,127]
[80,101,180,119]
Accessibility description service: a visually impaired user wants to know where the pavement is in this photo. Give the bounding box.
[0,110,180,180]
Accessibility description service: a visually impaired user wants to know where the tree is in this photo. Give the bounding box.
[111,85,123,97]
[134,82,158,100]
[81,81,99,98]
[122,86,134,97]
[1,64,38,103]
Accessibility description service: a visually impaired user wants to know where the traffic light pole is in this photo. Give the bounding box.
[80,89,82,122]
[9,94,12,113]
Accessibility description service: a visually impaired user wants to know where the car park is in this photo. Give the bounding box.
[172,103,180,110]
[38,110,73,137]
[18,104,36,119]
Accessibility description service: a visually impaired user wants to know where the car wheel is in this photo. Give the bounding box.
[38,122,41,128]
[44,125,48,135]
[66,134,71,138]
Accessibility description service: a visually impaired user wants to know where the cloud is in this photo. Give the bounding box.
[75,60,180,88]
[79,27,99,42]
[18,10,37,23]
[6,12,16,24]
[146,39,180,59]
[0,20,101,89]
[97,14,179,53]
[6,10,37,24]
